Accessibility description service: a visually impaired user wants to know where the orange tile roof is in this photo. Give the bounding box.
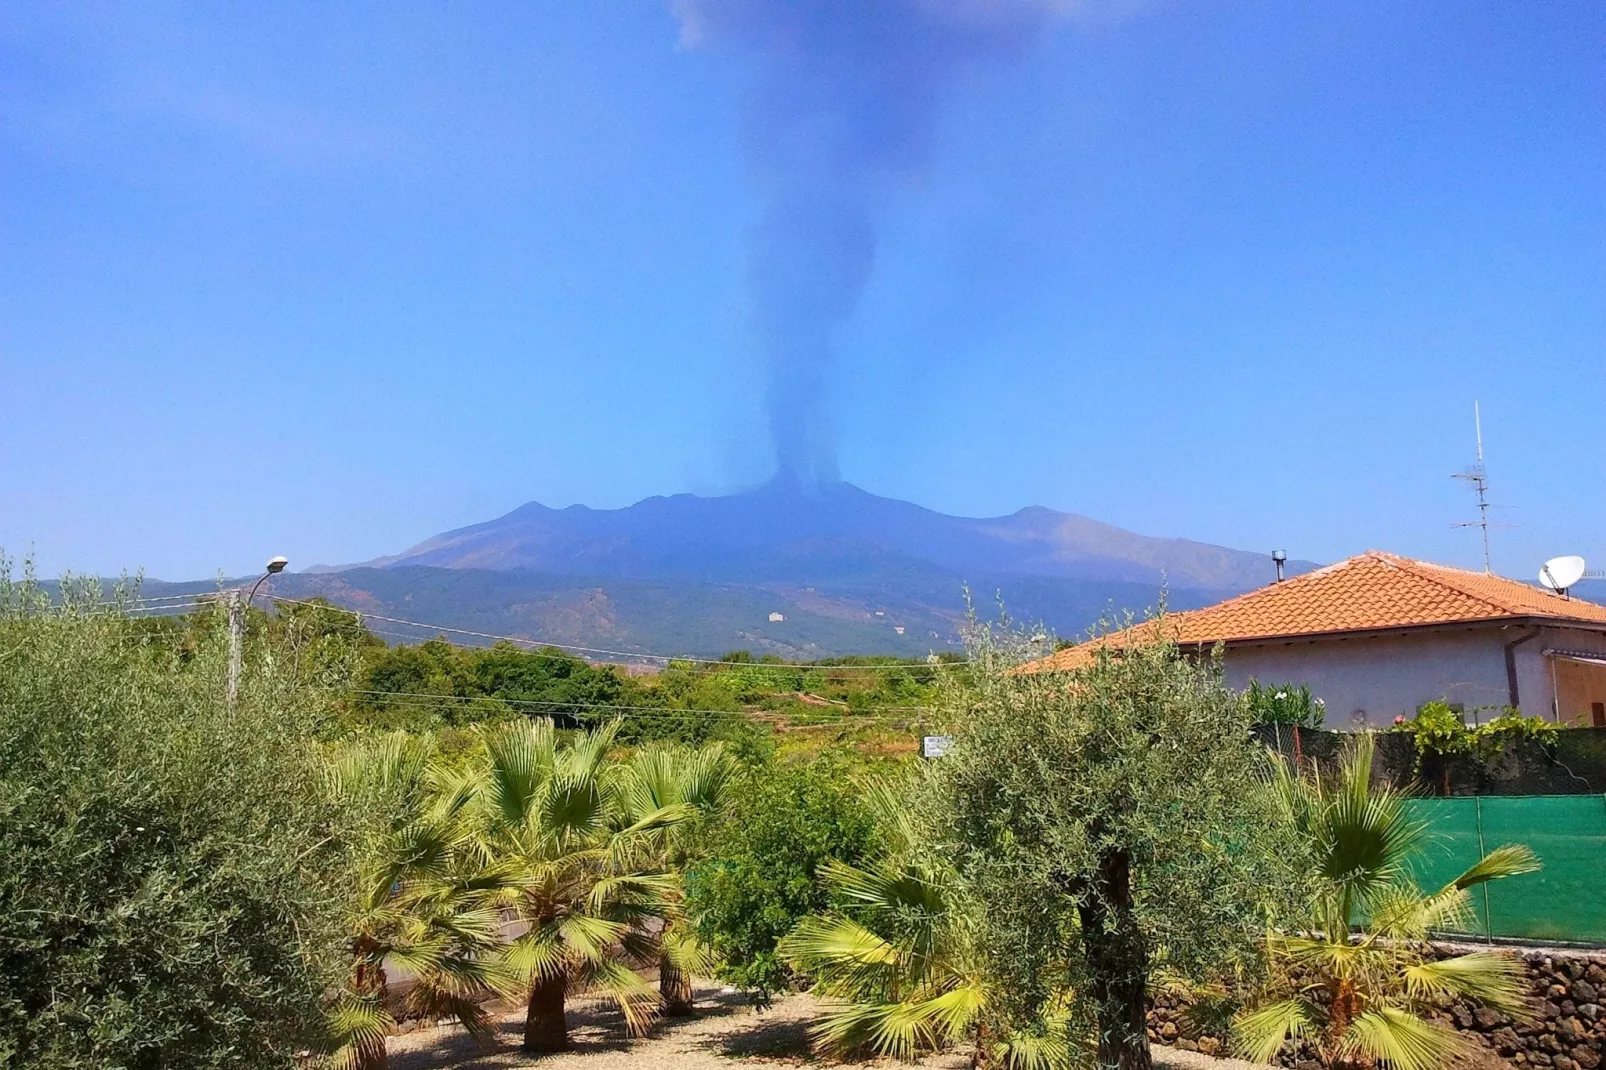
[1024,551,1606,672]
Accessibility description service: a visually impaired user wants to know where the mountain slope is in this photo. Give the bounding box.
[137,565,1226,661]
[336,478,1299,592]
[265,481,1313,658]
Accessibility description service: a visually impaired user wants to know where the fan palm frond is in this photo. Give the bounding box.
[810,996,944,1061]
[1447,843,1540,889]
[1233,998,1325,1064]
[1403,952,1529,1015]
[781,913,905,997]
[1237,737,1540,1070]
[324,994,395,1070]
[1340,1007,1463,1070]
[989,1021,1076,1070]
[502,926,569,987]
[568,956,662,1035]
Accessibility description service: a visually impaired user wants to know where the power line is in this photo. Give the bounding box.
[89,592,958,679]
[117,616,933,691]
[338,686,934,716]
[265,594,951,673]
[335,690,927,726]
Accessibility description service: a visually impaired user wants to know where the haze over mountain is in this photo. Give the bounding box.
[200,480,1315,660]
[332,477,1289,591]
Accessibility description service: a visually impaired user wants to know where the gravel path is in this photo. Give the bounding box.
[388,983,1265,1070]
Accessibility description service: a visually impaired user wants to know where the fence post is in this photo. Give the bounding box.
[1473,795,1492,943]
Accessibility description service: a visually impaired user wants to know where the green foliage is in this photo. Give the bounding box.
[1477,709,1561,751]
[779,781,1071,1068]
[617,742,740,1013]
[1393,701,1559,782]
[463,719,686,1051]
[351,639,634,731]
[685,755,879,1000]
[1243,679,1325,727]
[928,618,1301,1070]
[344,637,938,757]
[0,558,358,1069]
[325,733,506,1070]
[1235,736,1538,1070]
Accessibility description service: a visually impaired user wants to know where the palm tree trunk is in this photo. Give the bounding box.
[660,953,695,1016]
[523,971,569,1053]
[352,948,390,1070]
[1325,978,1363,1070]
[1077,848,1152,1070]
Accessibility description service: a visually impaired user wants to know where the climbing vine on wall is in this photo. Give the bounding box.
[1393,701,1559,785]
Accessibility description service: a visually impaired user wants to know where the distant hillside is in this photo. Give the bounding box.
[321,477,1303,591]
[175,479,1315,659]
[136,566,1229,661]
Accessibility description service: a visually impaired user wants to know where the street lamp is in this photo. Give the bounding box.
[229,555,289,708]
[247,555,289,605]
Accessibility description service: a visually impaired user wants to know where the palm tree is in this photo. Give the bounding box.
[326,733,506,1070]
[778,782,1070,1069]
[1234,734,1539,1070]
[617,741,737,1015]
[465,719,689,1053]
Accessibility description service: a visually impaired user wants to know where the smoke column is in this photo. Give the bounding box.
[675,0,1071,487]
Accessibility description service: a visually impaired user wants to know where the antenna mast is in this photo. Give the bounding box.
[1452,401,1493,574]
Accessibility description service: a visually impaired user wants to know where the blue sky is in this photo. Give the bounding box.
[2,1,1602,583]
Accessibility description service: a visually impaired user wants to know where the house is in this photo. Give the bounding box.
[768,611,784,623]
[1024,551,1606,727]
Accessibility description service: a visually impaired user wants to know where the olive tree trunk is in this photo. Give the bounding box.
[1076,848,1152,1070]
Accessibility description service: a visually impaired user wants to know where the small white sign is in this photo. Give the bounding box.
[921,735,952,759]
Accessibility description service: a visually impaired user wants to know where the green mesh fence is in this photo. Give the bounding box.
[1403,795,1606,945]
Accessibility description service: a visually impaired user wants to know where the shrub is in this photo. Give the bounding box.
[0,562,357,1069]
[1236,736,1537,1070]
[1393,700,1558,789]
[1243,679,1325,727]
[929,618,1300,1070]
[685,755,878,1000]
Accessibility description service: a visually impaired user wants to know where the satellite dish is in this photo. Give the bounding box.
[1539,555,1587,592]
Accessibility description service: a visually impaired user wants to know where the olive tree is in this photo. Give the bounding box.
[928,619,1299,1070]
[0,559,360,1069]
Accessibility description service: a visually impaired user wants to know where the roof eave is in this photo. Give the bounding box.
[1185,614,1606,650]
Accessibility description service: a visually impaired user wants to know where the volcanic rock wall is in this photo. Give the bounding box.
[1147,947,1605,1067]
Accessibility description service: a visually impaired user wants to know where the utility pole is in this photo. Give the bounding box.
[226,588,245,709]
[228,556,289,710]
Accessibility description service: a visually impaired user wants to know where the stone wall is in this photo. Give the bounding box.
[1147,947,1606,1067]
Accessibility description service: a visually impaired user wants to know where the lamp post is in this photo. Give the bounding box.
[227,556,288,709]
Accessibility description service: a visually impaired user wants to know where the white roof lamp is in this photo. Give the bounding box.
[1538,555,1586,598]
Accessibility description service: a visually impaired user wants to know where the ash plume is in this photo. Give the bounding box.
[676,0,1073,487]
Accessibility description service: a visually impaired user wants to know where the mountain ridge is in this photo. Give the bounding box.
[313,478,1306,594]
[268,480,1317,658]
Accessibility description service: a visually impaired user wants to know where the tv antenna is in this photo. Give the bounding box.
[1452,401,1499,574]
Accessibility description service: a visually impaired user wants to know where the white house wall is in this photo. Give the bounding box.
[1221,629,1515,727]
[1221,623,1606,727]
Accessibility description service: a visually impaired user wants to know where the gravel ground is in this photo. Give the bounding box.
[387,983,1265,1070]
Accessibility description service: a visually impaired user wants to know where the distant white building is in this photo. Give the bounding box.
[1028,551,1606,727]
[768,611,784,623]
